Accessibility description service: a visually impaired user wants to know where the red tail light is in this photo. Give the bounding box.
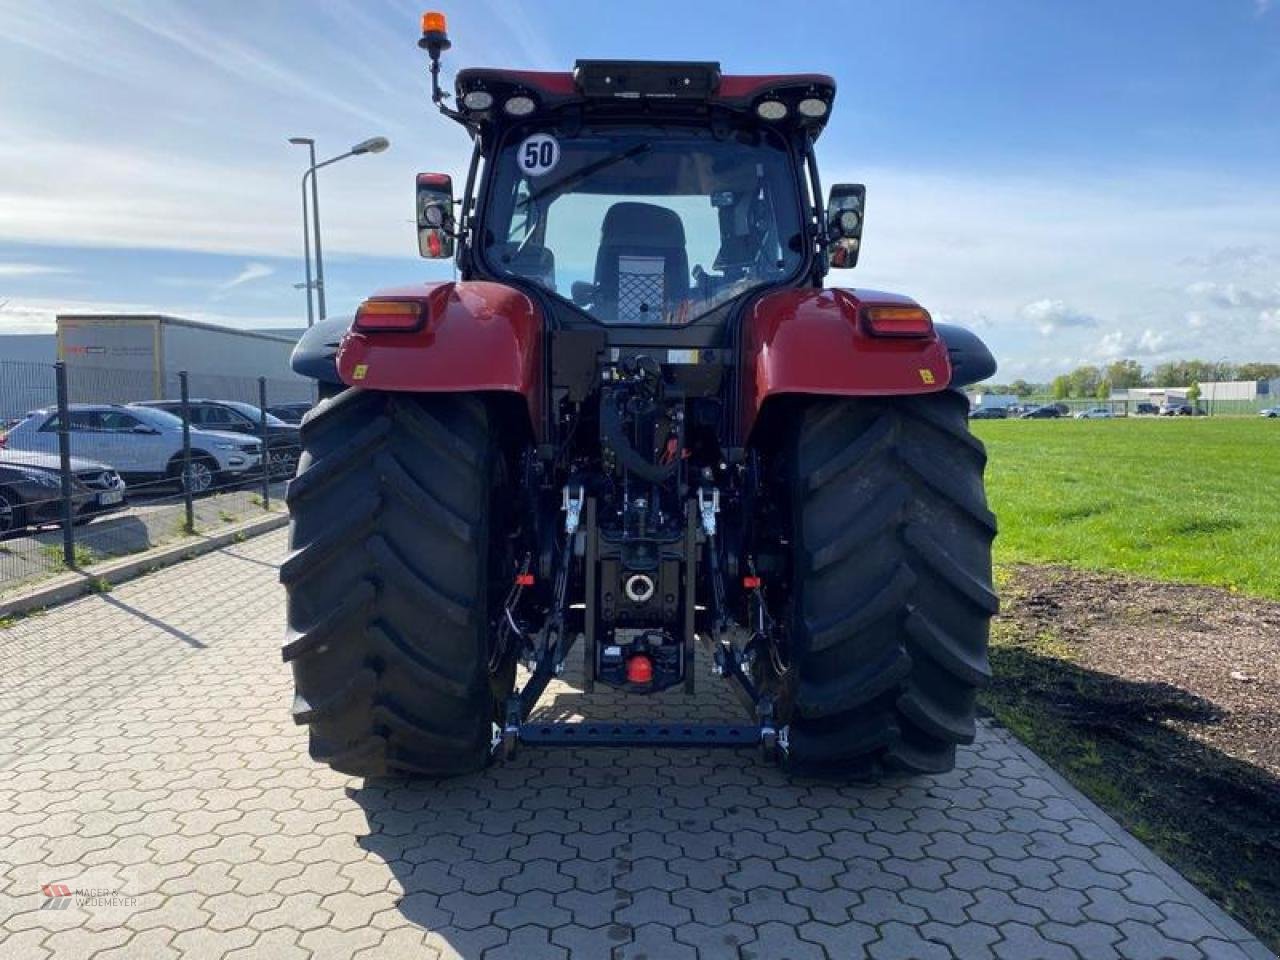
[353,299,428,332]
[861,305,933,338]
[626,655,654,685]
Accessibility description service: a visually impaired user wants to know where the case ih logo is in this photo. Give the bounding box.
[40,883,73,910]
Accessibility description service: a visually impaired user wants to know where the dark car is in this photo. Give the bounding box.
[133,399,301,479]
[0,451,127,538]
[1019,405,1062,419]
[266,402,314,425]
[1134,402,1159,415]
[969,407,1007,420]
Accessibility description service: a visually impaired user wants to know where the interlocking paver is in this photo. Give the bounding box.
[0,529,1272,960]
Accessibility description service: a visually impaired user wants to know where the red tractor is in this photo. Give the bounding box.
[285,13,998,780]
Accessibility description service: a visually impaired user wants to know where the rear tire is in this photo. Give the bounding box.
[282,389,516,778]
[777,391,997,777]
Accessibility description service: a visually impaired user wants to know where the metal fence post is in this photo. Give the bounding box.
[257,377,271,510]
[179,371,194,533]
[53,362,77,568]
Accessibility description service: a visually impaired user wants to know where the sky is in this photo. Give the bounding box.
[1,0,1278,381]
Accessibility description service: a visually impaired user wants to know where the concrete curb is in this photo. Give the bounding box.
[0,512,289,620]
[981,719,1277,959]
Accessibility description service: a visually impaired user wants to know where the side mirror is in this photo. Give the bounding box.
[417,173,456,259]
[131,424,158,435]
[826,184,866,269]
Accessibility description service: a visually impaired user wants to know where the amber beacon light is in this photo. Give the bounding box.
[419,11,450,53]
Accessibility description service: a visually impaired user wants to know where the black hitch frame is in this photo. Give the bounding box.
[495,495,784,763]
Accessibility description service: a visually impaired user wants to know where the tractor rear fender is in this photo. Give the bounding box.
[739,287,985,439]
[335,281,544,439]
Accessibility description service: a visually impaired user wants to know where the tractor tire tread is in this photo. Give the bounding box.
[782,390,995,778]
[283,390,505,779]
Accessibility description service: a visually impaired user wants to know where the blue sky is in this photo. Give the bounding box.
[1,0,1278,380]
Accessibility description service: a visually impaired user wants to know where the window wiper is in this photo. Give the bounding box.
[518,143,652,209]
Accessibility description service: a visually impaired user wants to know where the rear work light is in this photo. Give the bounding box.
[503,95,536,117]
[353,299,428,332]
[861,305,934,338]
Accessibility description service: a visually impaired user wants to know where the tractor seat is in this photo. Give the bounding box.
[593,202,689,323]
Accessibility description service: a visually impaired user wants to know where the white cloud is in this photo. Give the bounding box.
[1018,299,1098,335]
[1261,309,1280,333]
[1179,244,1275,274]
[213,262,275,298]
[1184,280,1280,310]
[0,262,72,277]
[1095,328,1175,359]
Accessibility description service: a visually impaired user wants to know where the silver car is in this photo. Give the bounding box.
[2,404,261,494]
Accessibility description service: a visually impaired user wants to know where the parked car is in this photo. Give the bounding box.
[1160,403,1206,416]
[266,401,314,425]
[1,404,261,494]
[1260,406,1279,418]
[1019,405,1063,419]
[133,399,300,479]
[1076,407,1113,419]
[969,407,1007,419]
[0,451,126,538]
[1134,402,1159,415]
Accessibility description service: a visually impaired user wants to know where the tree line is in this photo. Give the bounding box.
[981,360,1280,400]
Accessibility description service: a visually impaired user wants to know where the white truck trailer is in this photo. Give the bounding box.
[55,315,312,404]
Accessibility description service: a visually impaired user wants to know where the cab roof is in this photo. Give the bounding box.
[454,60,836,139]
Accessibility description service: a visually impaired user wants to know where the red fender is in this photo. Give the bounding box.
[336,281,544,439]
[739,287,952,439]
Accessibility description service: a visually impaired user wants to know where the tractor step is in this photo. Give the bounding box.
[516,721,762,748]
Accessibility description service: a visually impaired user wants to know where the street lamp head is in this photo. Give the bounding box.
[351,136,390,155]
[288,137,314,146]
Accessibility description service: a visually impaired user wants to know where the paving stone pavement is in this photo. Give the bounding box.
[0,529,1271,960]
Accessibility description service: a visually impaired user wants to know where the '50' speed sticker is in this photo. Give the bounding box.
[517,134,559,176]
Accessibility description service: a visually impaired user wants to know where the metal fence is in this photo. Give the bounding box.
[971,395,1275,419]
[0,359,314,595]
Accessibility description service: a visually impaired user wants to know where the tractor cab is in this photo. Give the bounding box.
[413,26,865,336]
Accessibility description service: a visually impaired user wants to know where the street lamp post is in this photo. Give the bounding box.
[287,138,317,327]
[288,136,390,325]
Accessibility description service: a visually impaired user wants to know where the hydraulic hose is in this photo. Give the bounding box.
[600,388,678,485]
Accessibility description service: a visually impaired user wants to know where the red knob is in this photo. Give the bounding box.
[626,655,654,685]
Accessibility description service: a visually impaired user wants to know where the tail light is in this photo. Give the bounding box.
[861,305,933,338]
[626,655,654,685]
[353,299,428,332]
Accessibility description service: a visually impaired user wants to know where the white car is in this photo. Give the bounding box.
[1075,407,1113,419]
[2,404,261,494]
[1260,407,1279,418]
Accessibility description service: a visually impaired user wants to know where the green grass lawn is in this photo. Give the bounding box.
[971,417,1280,599]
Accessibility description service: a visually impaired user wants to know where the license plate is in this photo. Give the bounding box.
[98,490,124,505]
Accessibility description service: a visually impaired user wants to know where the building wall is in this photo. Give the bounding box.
[1199,381,1259,402]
